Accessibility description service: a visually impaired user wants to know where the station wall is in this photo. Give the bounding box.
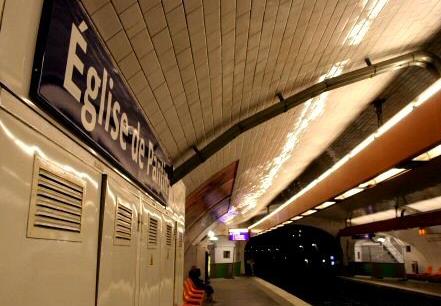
[389,226,441,274]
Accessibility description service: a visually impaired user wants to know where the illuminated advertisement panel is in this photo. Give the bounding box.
[228,228,250,241]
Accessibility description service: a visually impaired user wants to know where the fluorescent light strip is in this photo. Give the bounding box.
[301,209,317,216]
[335,187,364,200]
[350,209,396,225]
[358,167,406,189]
[248,79,441,230]
[291,216,303,221]
[375,104,414,138]
[414,79,441,107]
[316,201,336,209]
[413,144,441,161]
[373,168,406,183]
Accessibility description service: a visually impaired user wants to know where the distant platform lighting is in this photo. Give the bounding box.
[334,187,364,200]
[413,144,441,161]
[359,168,406,189]
[249,78,441,231]
[315,201,336,209]
[291,216,303,221]
[301,209,317,216]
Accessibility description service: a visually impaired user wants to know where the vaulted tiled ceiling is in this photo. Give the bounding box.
[82,0,441,225]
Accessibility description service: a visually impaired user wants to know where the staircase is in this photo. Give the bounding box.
[365,245,397,263]
[381,237,404,263]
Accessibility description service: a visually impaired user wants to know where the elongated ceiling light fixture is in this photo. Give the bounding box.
[413,144,441,161]
[358,168,406,188]
[315,201,336,209]
[249,79,441,230]
[335,187,364,200]
[301,209,317,216]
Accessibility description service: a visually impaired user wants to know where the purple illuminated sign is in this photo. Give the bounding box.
[228,229,250,241]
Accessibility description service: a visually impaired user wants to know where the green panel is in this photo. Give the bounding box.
[211,262,242,278]
[210,263,228,278]
[381,263,405,278]
[350,262,405,278]
[234,262,241,276]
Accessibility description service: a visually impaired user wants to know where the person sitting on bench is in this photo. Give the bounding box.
[189,266,215,302]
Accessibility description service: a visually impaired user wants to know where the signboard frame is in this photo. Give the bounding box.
[228,228,250,241]
[29,0,172,205]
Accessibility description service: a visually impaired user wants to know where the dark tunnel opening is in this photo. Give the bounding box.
[245,225,441,306]
[245,224,342,281]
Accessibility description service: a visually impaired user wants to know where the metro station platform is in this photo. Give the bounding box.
[341,276,441,299]
[207,277,310,306]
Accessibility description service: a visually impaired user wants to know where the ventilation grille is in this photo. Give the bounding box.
[114,202,133,245]
[28,157,85,241]
[35,168,83,231]
[148,216,159,248]
[166,224,173,246]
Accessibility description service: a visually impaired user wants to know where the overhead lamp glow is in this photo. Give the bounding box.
[335,187,364,200]
[413,144,441,161]
[374,168,406,183]
[376,104,414,138]
[407,195,441,212]
[301,209,317,216]
[316,201,336,210]
[291,216,303,221]
[283,220,293,225]
[351,209,396,225]
[249,77,441,231]
[208,236,218,241]
[358,168,406,188]
[207,230,215,238]
[358,178,376,189]
[349,134,375,157]
[414,79,441,107]
[414,152,430,162]
[376,79,441,138]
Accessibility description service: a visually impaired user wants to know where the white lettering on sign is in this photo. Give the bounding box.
[63,20,169,199]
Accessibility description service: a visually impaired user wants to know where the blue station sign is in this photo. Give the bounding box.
[31,0,170,204]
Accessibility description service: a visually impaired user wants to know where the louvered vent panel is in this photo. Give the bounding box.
[34,168,83,232]
[28,157,85,241]
[114,203,133,243]
[166,224,172,246]
[148,216,159,248]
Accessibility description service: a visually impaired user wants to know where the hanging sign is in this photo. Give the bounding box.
[31,0,170,204]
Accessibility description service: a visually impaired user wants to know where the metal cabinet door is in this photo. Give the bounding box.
[97,176,140,306]
[0,93,101,306]
[174,226,185,306]
[160,215,176,306]
[138,197,162,306]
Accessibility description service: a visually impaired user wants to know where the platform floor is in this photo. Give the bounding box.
[341,276,441,298]
[208,277,287,306]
